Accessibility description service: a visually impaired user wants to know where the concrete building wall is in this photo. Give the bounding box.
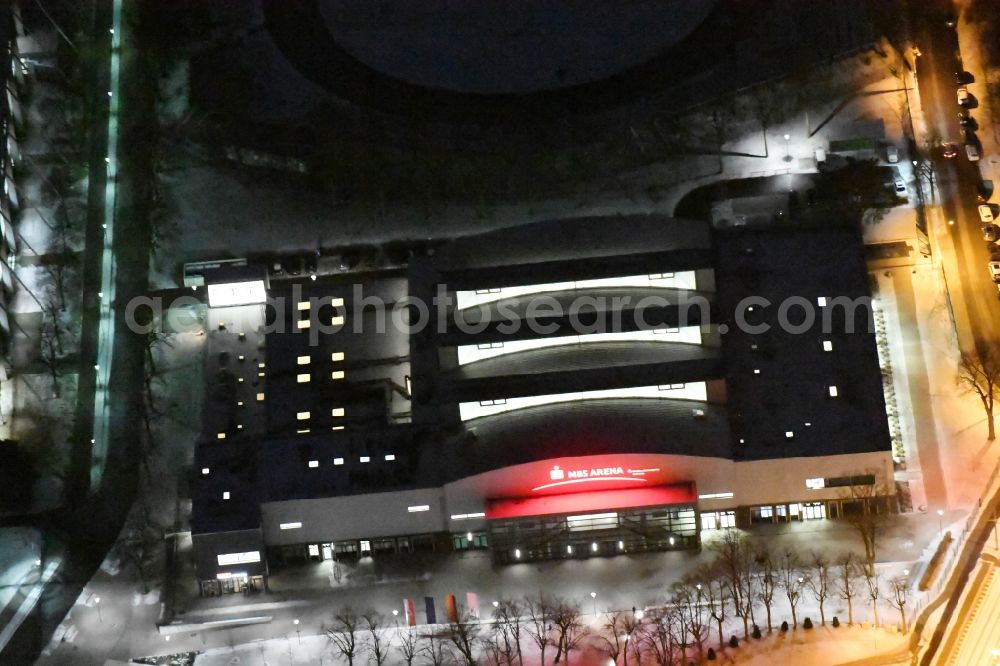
[257,450,893,545]
[261,486,446,546]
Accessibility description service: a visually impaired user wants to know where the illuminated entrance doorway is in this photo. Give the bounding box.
[486,484,698,564]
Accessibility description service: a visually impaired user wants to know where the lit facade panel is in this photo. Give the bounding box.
[207,280,267,307]
[217,550,261,566]
[455,272,697,310]
[456,327,702,365]
[458,383,707,420]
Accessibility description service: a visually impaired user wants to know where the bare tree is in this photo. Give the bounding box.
[638,607,679,666]
[807,552,833,626]
[492,598,523,665]
[888,576,909,631]
[421,631,453,666]
[599,611,630,665]
[447,611,481,666]
[327,607,363,666]
[363,610,391,665]
[778,549,805,628]
[840,471,894,568]
[863,565,881,626]
[700,563,729,649]
[523,595,551,666]
[836,552,861,626]
[673,581,709,662]
[712,529,754,638]
[551,598,586,664]
[395,627,421,666]
[755,545,778,633]
[957,342,1000,441]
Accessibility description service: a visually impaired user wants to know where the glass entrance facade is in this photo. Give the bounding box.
[489,504,698,564]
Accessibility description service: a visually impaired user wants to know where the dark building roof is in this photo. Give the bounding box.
[713,225,890,461]
[424,214,713,289]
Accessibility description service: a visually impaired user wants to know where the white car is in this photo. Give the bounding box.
[958,87,972,106]
[980,205,996,223]
[990,261,1000,284]
[886,145,899,163]
[966,143,981,161]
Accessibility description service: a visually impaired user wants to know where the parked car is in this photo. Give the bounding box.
[886,145,899,163]
[957,87,972,106]
[979,204,995,223]
[958,112,977,129]
[942,143,959,158]
[977,180,994,202]
[955,71,974,85]
[966,142,981,161]
[983,225,999,242]
[893,176,906,194]
[945,10,956,27]
[990,261,1000,284]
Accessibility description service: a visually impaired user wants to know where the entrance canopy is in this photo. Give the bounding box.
[486,483,695,520]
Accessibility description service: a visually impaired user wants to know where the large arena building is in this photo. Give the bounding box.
[190,215,893,595]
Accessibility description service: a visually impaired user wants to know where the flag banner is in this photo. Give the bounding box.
[466,592,479,619]
[445,593,458,623]
[404,598,416,626]
[425,596,437,625]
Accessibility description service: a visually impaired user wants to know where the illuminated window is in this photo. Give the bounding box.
[296,428,311,434]
[256,392,265,401]
[823,340,833,352]
[297,411,310,420]
[222,491,230,500]
[331,407,345,417]
[237,400,244,406]
[297,373,311,383]
[828,385,839,397]
[360,456,370,463]
[201,467,210,475]
[817,296,827,307]
[330,316,344,327]
[330,370,345,380]
[308,460,319,468]
[785,431,794,438]
[385,454,396,461]
[479,398,506,407]
[216,432,226,440]
[806,477,826,489]
[477,342,504,350]
[334,457,344,465]
[258,362,266,369]
[217,550,260,565]
[753,369,761,375]
[297,319,311,330]
[331,352,345,362]
[408,505,430,512]
[297,301,310,311]
[331,425,345,431]
[279,522,302,530]
[297,355,311,365]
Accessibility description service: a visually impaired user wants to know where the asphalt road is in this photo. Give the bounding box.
[912,1,1000,349]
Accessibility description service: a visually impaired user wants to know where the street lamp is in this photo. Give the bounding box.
[293,618,300,645]
[937,509,945,536]
[783,134,792,162]
[590,591,598,616]
[492,600,500,608]
[94,596,102,623]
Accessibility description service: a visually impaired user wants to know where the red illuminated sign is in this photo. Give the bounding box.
[531,464,662,492]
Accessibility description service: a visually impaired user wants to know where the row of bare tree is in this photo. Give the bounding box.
[321,532,909,665]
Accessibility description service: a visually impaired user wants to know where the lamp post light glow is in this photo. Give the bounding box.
[783,134,792,162]
[94,596,102,622]
[590,591,597,616]
[294,618,301,644]
[937,509,944,536]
